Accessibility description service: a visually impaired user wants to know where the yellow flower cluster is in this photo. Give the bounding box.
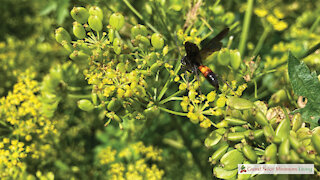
[0,138,27,178]
[0,75,59,177]
[254,7,288,31]
[0,76,58,139]
[98,142,164,180]
[109,160,164,180]
[177,29,201,45]
[130,141,163,161]
[98,146,116,165]
[180,80,247,128]
[84,57,150,116]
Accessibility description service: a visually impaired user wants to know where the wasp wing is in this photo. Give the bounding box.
[184,41,202,65]
[200,27,229,60]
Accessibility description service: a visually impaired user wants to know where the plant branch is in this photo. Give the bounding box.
[158,106,187,116]
[238,0,254,55]
[298,42,320,60]
[122,0,160,34]
[157,63,182,101]
[159,90,184,104]
[252,25,271,57]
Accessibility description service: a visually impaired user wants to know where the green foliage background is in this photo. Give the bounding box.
[0,0,320,179]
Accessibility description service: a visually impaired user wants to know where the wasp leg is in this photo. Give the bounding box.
[192,65,202,95]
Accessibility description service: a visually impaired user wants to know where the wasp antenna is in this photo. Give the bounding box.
[222,78,236,94]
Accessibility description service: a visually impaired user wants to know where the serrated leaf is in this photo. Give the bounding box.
[288,52,320,127]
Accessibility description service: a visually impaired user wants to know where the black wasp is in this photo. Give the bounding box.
[181,28,229,90]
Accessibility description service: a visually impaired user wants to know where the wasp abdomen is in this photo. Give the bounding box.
[198,65,219,90]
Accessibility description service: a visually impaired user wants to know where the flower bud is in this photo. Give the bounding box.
[89,6,103,20]
[135,35,150,48]
[55,27,71,44]
[216,96,227,107]
[69,50,90,61]
[91,93,98,106]
[116,62,126,73]
[73,22,86,39]
[296,127,312,140]
[243,145,257,162]
[289,149,301,163]
[108,29,114,42]
[205,131,222,147]
[230,50,241,70]
[254,111,269,127]
[227,132,245,142]
[275,115,290,142]
[292,113,302,131]
[289,135,304,153]
[213,167,237,179]
[224,117,247,126]
[253,129,264,139]
[220,149,244,170]
[207,91,216,102]
[279,139,290,163]
[263,125,275,142]
[311,133,320,154]
[216,120,229,128]
[70,7,89,24]
[61,41,74,53]
[217,49,230,66]
[78,99,94,111]
[264,143,277,163]
[188,112,199,124]
[210,144,228,164]
[230,126,246,133]
[151,33,164,50]
[269,89,288,105]
[163,45,169,56]
[88,15,103,32]
[113,38,122,55]
[131,24,148,38]
[226,96,254,110]
[109,13,125,31]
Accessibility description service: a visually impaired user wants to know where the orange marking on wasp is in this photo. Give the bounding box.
[198,65,211,78]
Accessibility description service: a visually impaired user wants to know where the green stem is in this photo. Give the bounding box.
[298,42,320,59]
[252,26,271,57]
[254,80,258,99]
[162,138,185,149]
[68,94,92,99]
[226,36,233,49]
[122,0,160,34]
[159,90,184,104]
[238,0,254,55]
[154,71,160,101]
[159,106,187,116]
[310,16,320,33]
[157,63,181,101]
[150,1,171,40]
[67,85,92,92]
[249,89,269,101]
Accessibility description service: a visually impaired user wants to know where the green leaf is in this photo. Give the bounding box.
[288,52,320,127]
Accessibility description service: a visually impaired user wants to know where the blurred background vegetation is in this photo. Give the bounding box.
[0,0,319,179]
